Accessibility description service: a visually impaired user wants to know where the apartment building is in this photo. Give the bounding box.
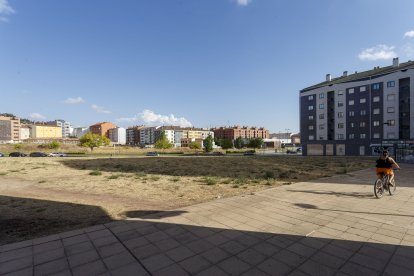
[30,124,62,139]
[126,125,145,146]
[108,127,126,145]
[212,126,269,141]
[0,116,20,143]
[300,58,414,156]
[20,125,30,140]
[48,120,73,137]
[139,127,158,145]
[89,122,117,138]
[72,127,89,138]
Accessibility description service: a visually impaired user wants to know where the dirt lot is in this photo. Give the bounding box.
[0,155,374,245]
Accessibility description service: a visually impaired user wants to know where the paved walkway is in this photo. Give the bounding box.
[1,165,414,275]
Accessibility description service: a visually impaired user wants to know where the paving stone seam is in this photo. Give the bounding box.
[105,224,153,276]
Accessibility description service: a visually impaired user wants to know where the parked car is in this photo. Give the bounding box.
[211,151,224,156]
[9,152,27,157]
[243,151,256,156]
[146,152,159,156]
[49,152,67,157]
[286,149,297,154]
[0,153,4,157]
[29,152,48,157]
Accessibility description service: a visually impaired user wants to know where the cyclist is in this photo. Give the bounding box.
[376,150,401,187]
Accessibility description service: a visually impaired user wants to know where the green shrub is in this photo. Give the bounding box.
[149,176,161,182]
[264,171,275,179]
[89,170,102,176]
[202,177,218,185]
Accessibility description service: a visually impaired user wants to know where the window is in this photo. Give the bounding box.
[338,123,344,129]
[319,124,325,130]
[387,119,395,126]
[308,105,314,110]
[308,115,314,120]
[360,110,366,116]
[319,113,325,119]
[360,122,366,127]
[387,133,395,139]
[372,83,380,90]
[373,121,380,126]
[319,93,324,99]
[338,112,344,118]
[349,100,354,105]
[337,134,344,140]
[349,111,354,117]
[338,90,344,96]
[308,125,314,130]
[373,133,381,139]
[360,98,366,103]
[359,146,365,155]
[373,96,380,102]
[319,136,324,140]
[387,107,395,113]
[348,88,354,94]
[338,102,344,107]
[387,94,395,101]
[309,135,314,140]
[308,95,314,100]
[373,108,380,115]
[387,81,395,87]
[360,86,366,92]
[360,134,366,139]
[349,134,355,139]
[350,123,355,128]
[319,104,325,109]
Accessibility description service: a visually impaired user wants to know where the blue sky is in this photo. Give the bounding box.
[1,0,414,133]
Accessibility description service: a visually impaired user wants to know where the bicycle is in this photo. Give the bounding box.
[374,170,396,198]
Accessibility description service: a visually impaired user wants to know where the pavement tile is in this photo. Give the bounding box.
[110,262,149,276]
[34,240,63,254]
[240,267,270,276]
[370,233,401,245]
[266,236,296,249]
[287,242,317,258]
[153,238,180,251]
[273,249,307,267]
[165,245,195,262]
[384,263,414,276]
[68,250,100,268]
[32,234,61,245]
[131,243,160,260]
[123,236,149,250]
[310,250,347,269]
[152,263,190,276]
[62,234,90,247]
[358,244,394,261]
[97,242,126,258]
[189,228,215,239]
[257,257,292,275]
[34,247,65,265]
[109,224,133,234]
[220,240,247,255]
[140,253,174,272]
[185,239,215,254]
[389,254,414,270]
[0,247,32,263]
[87,229,113,240]
[204,233,229,246]
[0,240,33,253]
[34,258,69,275]
[91,234,119,248]
[72,260,107,276]
[297,259,336,276]
[82,224,106,233]
[144,231,171,244]
[339,261,379,276]
[65,241,94,256]
[395,246,414,260]
[173,231,199,245]
[252,241,282,257]
[217,256,251,276]
[0,256,33,275]
[103,250,136,271]
[116,230,141,242]
[195,265,228,276]
[179,255,211,274]
[136,225,159,236]
[60,229,84,239]
[52,269,73,276]
[201,247,231,264]
[320,244,353,261]
[5,267,33,276]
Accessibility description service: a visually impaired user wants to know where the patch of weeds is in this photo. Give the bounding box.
[170,177,180,182]
[114,164,123,169]
[221,179,232,184]
[251,178,261,184]
[121,165,135,172]
[31,167,43,169]
[107,174,124,180]
[279,171,290,179]
[9,170,20,173]
[135,172,147,178]
[80,165,87,170]
[142,181,147,184]
[202,177,218,185]
[234,176,248,185]
[0,172,7,176]
[264,171,275,179]
[232,184,239,188]
[149,176,161,182]
[38,180,46,183]
[89,170,102,176]
[283,182,292,185]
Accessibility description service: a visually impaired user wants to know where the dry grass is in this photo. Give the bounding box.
[0,155,374,244]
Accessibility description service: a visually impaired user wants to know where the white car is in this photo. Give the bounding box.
[49,152,67,157]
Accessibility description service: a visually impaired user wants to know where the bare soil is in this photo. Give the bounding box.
[0,155,374,245]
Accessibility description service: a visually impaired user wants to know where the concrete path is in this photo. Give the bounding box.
[1,165,414,275]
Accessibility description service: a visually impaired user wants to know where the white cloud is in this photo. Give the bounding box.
[402,43,414,58]
[0,0,15,22]
[64,97,85,104]
[118,109,193,127]
[30,113,46,120]
[358,44,397,61]
[91,104,112,114]
[236,0,252,6]
[404,30,414,38]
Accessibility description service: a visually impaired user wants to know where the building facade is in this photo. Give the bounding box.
[20,125,31,140]
[30,125,62,139]
[0,116,20,143]
[300,58,414,156]
[89,122,117,138]
[108,127,126,145]
[48,120,73,137]
[72,127,89,138]
[212,126,269,141]
[126,125,145,146]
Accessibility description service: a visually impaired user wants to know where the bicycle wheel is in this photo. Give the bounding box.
[388,178,396,195]
[374,179,384,198]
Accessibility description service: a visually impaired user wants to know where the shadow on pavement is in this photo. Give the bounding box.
[122,210,187,219]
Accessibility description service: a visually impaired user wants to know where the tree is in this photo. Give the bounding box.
[14,144,22,150]
[154,131,173,150]
[79,132,110,151]
[189,141,201,152]
[248,138,264,149]
[48,141,60,150]
[221,138,233,150]
[214,137,222,147]
[203,134,214,153]
[234,137,245,149]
